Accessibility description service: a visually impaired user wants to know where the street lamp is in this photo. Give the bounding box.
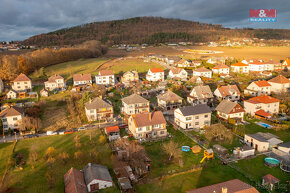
[14,131,17,142]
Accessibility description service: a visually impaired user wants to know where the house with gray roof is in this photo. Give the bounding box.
[174,104,212,129]
[187,85,214,106]
[85,97,113,122]
[83,163,113,192]
[244,132,283,152]
[278,142,290,154]
[121,94,150,117]
[215,100,245,122]
[157,90,183,111]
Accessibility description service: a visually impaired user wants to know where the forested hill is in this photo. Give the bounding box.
[23,17,290,46]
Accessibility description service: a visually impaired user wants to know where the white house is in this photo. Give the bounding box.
[212,64,230,75]
[83,163,113,191]
[278,142,290,154]
[6,89,17,99]
[187,85,214,106]
[244,81,272,96]
[268,75,290,93]
[44,74,66,91]
[146,68,164,81]
[174,104,211,129]
[0,106,24,131]
[231,62,249,74]
[193,67,212,78]
[177,59,191,67]
[95,70,115,86]
[248,61,271,72]
[12,73,32,92]
[168,68,188,80]
[73,74,92,86]
[281,58,290,70]
[244,95,280,116]
[215,100,245,122]
[214,85,240,101]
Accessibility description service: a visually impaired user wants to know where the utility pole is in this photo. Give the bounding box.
[14,131,17,142]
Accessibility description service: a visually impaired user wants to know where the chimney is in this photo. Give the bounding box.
[222,187,228,193]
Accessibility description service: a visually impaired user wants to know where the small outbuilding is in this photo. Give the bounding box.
[262,174,280,191]
[105,126,120,141]
[213,144,228,155]
[235,145,255,158]
[40,89,49,97]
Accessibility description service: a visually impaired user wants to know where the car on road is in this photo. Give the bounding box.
[23,134,39,139]
[78,127,86,131]
[46,131,58,136]
[64,129,75,134]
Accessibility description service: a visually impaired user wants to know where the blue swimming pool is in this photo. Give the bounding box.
[264,157,280,167]
[257,122,272,128]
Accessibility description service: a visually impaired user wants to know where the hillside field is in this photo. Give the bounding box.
[0,130,117,193]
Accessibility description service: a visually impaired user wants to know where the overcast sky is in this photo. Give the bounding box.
[0,0,289,41]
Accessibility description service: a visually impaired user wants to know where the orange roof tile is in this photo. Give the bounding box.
[268,75,290,84]
[194,67,211,72]
[73,74,92,81]
[105,126,120,133]
[99,70,114,76]
[213,64,229,69]
[282,59,290,66]
[255,109,271,117]
[249,61,266,65]
[253,80,271,87]
[150,68,164,73]
[13,73,31,82]
[231,62,249,67]
[246,95,280,104]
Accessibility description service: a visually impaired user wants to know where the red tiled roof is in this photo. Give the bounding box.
[253,80,271,87]
[246,95,280,104]
[105,126,120,133]
[217,85,240,97]
[64,168,87,193]
[150,68,164,73]
[231,62,248,67]
[282,59,290,66]
[249,61,266,65]
[255,109,271,117]
[13,73,31,82]
[73,74,92,81]
[187,179,259,193]
[170,68,183,74]
[0,106,23,117]
[47,74,64,83]
[99,70,114,76]
[263,174,280,184]
[132,111,166,127]
[194,67,211,72]
[268,75,290,84]
[213,64,229,69]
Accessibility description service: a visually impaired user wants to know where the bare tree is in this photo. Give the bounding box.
[162,141,182,161]
[205,123,233,143]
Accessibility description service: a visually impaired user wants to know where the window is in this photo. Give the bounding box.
[195,116,199,119]
[160,131,164,134]
[204,115,208,118]
[204,121,209,125]
[138,128,142,131]
[24,82,27,84]
[195,122,199,126]
[3,125,8,128]
[186,117,191,121]
[13,117,18,121]
[2,118,7,122]
[90,110,94,113]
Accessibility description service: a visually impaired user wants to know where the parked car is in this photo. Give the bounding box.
[58,131,65,135]
[78,127,86,131]
[46,131,57,136]
[23,134,39,139]
[64,129,75,134]
[119,124,128,129]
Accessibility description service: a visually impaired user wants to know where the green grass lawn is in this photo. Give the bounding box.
[0,142,14,177]
[30,58,110,81]
[3,130,119,193]
[136,159,250,193]
[245,119,290,141]
[143,126,203,179]
[234,156,289,193]
[107,58,165,74]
